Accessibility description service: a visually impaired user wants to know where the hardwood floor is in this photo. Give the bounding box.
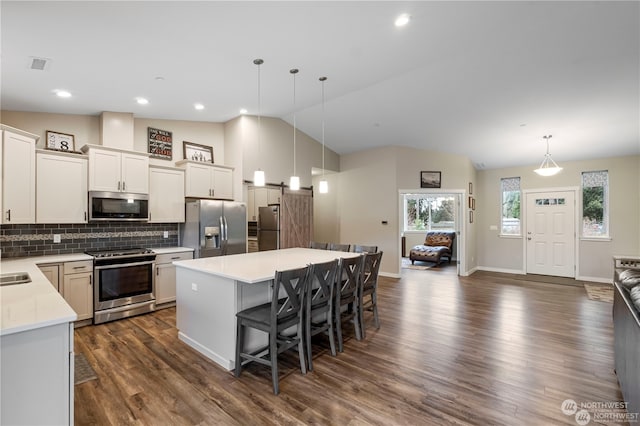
[74,265,623,425]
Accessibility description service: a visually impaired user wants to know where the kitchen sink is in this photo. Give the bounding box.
[0,272,32,286]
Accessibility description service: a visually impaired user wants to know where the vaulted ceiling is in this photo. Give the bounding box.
[2,1,638,169]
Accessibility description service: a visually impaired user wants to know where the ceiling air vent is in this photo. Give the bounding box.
[28,57,50,71]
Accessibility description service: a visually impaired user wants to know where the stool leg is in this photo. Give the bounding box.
[270,331,279,395]
[234,319,244,377]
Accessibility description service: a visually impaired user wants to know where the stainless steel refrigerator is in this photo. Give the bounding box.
[180,199,247,258]
[258,205,280,251]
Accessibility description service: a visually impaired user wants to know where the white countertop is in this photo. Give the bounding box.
[173,247,361,283]
[0,247,192,336]
[149,247,194,255]
[0,253,92,336]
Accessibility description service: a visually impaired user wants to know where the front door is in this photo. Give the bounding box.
[525,190,575,278]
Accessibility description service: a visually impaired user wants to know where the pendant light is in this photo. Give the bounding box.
[253,58,265,186]
[534,135,563,176]
[289,68,300,190]
[318,76,328,194]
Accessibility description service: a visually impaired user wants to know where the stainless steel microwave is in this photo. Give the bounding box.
[89,191,149,221]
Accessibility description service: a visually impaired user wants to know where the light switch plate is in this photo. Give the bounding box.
[53,234,61,243]
[191,283,198,291]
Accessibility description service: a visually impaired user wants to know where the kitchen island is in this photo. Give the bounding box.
[173,247,361,370]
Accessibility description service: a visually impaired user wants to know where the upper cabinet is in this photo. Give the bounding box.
[1,126,38,224]
[81,145,149,194]
[149,166,185,223]
[36,150,88,223]
[176,160,234,200]
[247,186,281,221]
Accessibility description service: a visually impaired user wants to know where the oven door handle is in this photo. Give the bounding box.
[94,260,155,270]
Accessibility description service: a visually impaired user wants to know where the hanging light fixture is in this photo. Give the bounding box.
[318,76,329,194]
[534,135,563,176]
[253,58,266,186]
[289,68,300,191]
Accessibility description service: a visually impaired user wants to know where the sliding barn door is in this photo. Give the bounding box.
[280,188,313,249]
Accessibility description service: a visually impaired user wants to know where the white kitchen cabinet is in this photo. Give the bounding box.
[82,144,149,194]
[36,150,88,223]
[1,126,37,224]
[38,263,61,292]
[155,251,194,306]
[247,186,280,221]
[1,322,74,426]
[62,260,93,322]
[267,188,281,204]
[149,166,185,223]
[177,160,234,200]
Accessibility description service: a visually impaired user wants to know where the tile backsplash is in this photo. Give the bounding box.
[0,222,179,258]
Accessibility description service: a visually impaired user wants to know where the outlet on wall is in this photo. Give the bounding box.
[191,283,198,291]
[163,231,169,239]
[53,234,61,243]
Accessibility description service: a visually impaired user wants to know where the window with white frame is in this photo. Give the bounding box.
[501,177,521,235]
[582,170,609,238]
[403,194,456,232]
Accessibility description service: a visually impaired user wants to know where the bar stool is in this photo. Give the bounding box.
[334,255,363,352]
[329,243,351,252]
[358,251,383,338]
[309,241,328,250]
[234,265,310,395]
[305,259,339,371]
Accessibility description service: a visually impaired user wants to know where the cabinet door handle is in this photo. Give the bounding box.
[84,211,87,221]
[118,181,121,191]
[89,275,92,285]
[5,209,10,222]
[123,181,126,191]
[156,267,160,276]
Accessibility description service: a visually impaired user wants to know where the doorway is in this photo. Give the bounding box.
[525,190,576,278]
[399,190,464,276]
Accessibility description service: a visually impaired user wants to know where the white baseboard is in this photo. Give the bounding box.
[475,266,527,275]
[577,275,613,284]
[380,271,401,279]
[178,332,233,371]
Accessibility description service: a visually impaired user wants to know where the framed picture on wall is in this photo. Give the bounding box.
[183,141,214,163]
[148,127,173,160]
[420,171,441,188]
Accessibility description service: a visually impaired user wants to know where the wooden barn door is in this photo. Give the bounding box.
[280,188,313,249]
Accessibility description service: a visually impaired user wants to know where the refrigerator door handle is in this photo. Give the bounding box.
[223,216,229,241]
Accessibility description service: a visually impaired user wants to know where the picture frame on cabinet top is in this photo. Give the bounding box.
[45,130,75,152]
[183,141,213,163]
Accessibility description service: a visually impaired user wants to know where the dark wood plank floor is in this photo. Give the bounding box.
[74,265,623,425]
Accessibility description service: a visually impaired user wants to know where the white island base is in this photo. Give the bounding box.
[174,248,360,371]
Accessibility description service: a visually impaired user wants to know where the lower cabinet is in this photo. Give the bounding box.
[155,251,193,306]
[62,261,93,322]
[156,251,193,308]
[38,263,61,292]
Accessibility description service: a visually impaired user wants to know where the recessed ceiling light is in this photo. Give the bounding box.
[55,90,72,98]
[395,13,411,27]
[239,108,248,115]
[155,76,165,81]
[136,97,149,105]
[194,103,205,110]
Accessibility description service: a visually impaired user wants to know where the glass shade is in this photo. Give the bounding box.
[253,170,265,186]
[289,176,300,190]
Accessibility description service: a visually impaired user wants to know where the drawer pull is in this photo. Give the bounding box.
[171,256,181,260]
[72,266,86,270]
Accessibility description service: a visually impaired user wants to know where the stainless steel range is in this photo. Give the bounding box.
[86,247,156,324]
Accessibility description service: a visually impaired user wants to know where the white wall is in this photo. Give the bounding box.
[476,155,640,281]
[317,145,477,277]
